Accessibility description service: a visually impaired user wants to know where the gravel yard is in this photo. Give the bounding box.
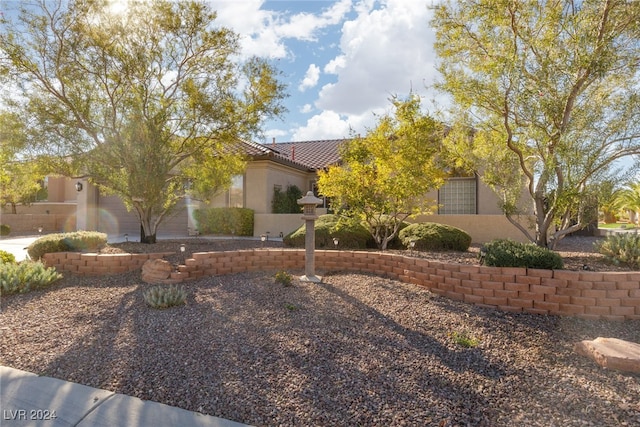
[1,236,639,426]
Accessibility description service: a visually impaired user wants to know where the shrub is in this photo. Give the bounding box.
[481,239,563,270]
[193,207,254,236]
[0,260,63,294]
[595,232,640,269]
[399,222,472,252]
[449,331,480,348]
[284,214,374,249]
[274,270,293,286]
[0,250,16,264]
[143,285,187,309]
[0,224,10,236]
[26,231,108,260]
[272,185,303,213]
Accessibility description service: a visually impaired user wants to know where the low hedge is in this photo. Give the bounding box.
[399,222,472,251]
[0,249,16,264]
[284,214,374,249]
[26,231,108,260]
[481,239,563,270]
[193,207,254,236]
[0,224,10,236]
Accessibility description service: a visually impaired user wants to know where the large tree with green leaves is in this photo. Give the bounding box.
[0,111,47,214]
[433,0,640,247]
[0,0,286,242]
[317,95,446,250]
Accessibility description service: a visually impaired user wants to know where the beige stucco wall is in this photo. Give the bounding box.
[410,214,535,244]
[46,176,79,203]
[245,161,312,214]
[206,161,316,214]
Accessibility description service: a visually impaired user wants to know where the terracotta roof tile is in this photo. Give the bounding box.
[269,139,346,170]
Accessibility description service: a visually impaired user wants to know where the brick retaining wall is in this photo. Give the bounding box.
[43,249,640,321]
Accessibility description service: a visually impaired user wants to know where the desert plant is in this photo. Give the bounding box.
[595,232,640,269]
[450,331,480,348]
[0,224,10,236]
[0,249,16,264]
[399,222,472,252]
[0,260,62,294]
[481,239,563,270]
[274,270,293,286]
[143,284,187,309]
[26,231,108,260]
[284,302,298,311]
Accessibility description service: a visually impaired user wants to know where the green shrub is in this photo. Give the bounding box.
[0,224,10,236]
[143,285,187,309]
[595,233,640,269]
[272,185,303,213]
[274,270,293,286]
[193,207,254,236]
[284,214,374,249]
[0,250,16,264]
[481,239,563,270]
[449,331,480,348]
[26,231,108,260]
[399,222,472,252]
[0,260,63,294]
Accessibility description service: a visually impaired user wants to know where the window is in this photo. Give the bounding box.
[228,175,244,207]
[438,177,476,214]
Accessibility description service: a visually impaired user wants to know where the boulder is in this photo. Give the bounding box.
[141,258,173,283]
[574,337,640,374]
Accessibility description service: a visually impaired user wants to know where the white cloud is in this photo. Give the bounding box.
[300,104,313,113]
[324,55,346,74]
[210,0,353,59]
[316,0,439,115]
[298,64,320,92]
[291,111,352,141]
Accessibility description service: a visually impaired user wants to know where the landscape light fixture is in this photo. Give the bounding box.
[180,243,186,264]
[333,237,339,249]
[124,234,128,242]
[38,226,43,234]
[75,182,83,192]
[260,234,266,248]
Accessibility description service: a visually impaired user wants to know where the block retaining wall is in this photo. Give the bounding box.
[43,249,640,321]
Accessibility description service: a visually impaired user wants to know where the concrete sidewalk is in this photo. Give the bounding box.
[1,366,249,427]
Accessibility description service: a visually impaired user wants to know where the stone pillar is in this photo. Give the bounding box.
[297,191,323,283]
[75,180,99,231]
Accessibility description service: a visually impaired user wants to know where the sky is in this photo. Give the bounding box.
[207,0,441,144]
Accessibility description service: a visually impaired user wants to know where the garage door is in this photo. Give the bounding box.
[98,194,188,240]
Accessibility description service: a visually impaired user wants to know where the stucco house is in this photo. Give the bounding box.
[3,138,534,243]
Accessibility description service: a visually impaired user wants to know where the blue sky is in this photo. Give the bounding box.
[209,0,440,144]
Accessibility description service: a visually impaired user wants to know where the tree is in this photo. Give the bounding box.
[433,0,640,247]
[317,95,446,250]
[0,111,46,214]
[618,181,640,224]
[0,0,286,243]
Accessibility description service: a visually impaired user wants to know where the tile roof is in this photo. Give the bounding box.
[266,139,346,170]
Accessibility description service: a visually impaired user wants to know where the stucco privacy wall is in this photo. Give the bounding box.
[43,249,640,321]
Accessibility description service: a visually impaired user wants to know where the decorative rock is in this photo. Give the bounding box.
[141,259,173,284]
[574,337,640,374]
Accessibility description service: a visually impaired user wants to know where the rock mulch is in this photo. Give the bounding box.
[1,236,639,426]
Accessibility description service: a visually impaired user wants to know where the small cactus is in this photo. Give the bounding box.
[143,284,187,309]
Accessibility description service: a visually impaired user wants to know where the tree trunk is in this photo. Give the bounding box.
[140,224,157,244]
[10,203,17,214]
